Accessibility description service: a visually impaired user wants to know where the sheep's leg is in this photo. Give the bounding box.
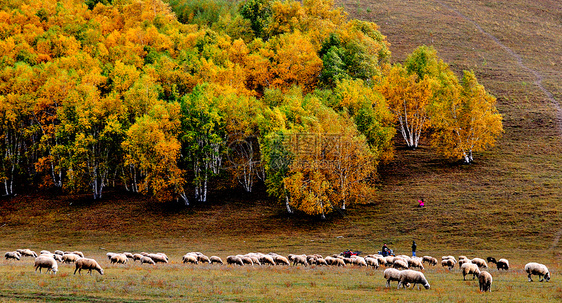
[386,280,390,288]
[539,274,543,282]
[527,273,532,282]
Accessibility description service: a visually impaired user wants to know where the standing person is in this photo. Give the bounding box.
[418,198,425,208]
[412,240,417,257]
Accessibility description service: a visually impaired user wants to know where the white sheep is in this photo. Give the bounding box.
[5,251,21,260]
[62,253,81,264]
[40,250,51,255]
[525,262,550,282]
[478,271,492,292]
[393,259,408,270]
[461,263,481,280]
[197,254,211,264]
[458,258,472,268]
[74,258,104,275]
[316,258,328,266]
[123,252,134,259]
[40,253,63,263]
[274,255,290,266]
[132,254,144,262]
[365,257,379,269]
[182,254,198,264]
[209,256,223,265]
[226,255,244,266]
[110,253,128,264]
[408,258,424,270]
[34,256,58,274]
[441,259,455,270]
[18,249,38,258]
[496,258,509,271]
[471,258,488,269]
[422,256,437,266]
[147,253,168,263]
[383,268,403,288]
[72,251,85,258]
[140,256,156,265]
[260,255,276,266]
[106,252,117,260]
[397,270,430,290]
[54,250,64,256]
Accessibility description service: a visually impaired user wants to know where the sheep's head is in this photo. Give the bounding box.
[545,272,550,281]
[423,282,430,289]
[98,268,104,275]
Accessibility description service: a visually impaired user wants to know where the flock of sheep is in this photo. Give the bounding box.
[4,248,552,292]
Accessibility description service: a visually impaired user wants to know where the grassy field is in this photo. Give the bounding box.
[1,0,562,301]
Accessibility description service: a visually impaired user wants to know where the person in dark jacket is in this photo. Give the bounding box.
[381,244,390,257]
[412,241,417,257]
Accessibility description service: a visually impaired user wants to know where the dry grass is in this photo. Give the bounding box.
[1,0,562,301]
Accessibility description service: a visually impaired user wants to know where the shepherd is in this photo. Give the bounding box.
[412,240,417,257]
[418,198,425,208]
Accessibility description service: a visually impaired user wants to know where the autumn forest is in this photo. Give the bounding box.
[0,0,503,218]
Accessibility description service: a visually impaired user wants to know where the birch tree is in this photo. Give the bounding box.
[430,70,503,163]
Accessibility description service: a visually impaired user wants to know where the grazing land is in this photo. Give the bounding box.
[1,0,561,301]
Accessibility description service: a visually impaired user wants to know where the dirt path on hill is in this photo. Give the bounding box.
[433,0,562,136]
[433,0,562,250]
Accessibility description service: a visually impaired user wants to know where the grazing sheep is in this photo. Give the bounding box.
[393,259,408,270]
[133,254,144,262]
[62,253,81,264]
[441,259,455,270]
[525,262,550,282]
[333,258,346,267]
[384,256,395,266]
[458,258,472,268]
[157,253,169,261]
[72,251,85,258]
[479,271,493,292]
[274,255,290,266]
[5,251,21,261]
[352,257,367,267]
[442,256,457,263]
[398,270,430,290]
[147,253,168,263]
[182,254,198,264]
[291,255,308,266]
[123,252,134,259]
[383,268,403,288]
[40,253,63,263]
[40,250,51,255]
[34,256,58,274]
[54,250,64,256]
[74,258,104,275]
[209,256,223,265]
[226,255,244,266]
[110,253,128,264]
[422,256,437,266]
[260,255,276,266]
[408,258,424,270]
[19,249,38,258]
[461,263,481,281]
[140,256,156,265]
[365,257,379,269]
[471,258,488,269]
[197,254,211,264]
[316,258,328,266]
[458,256,468,261]
[486,257,497,264]
[107,252,117,260]
[496,258,509,271]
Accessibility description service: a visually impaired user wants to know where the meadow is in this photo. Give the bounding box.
[1,0,562,301]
